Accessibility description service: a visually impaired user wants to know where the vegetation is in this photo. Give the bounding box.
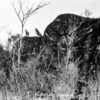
[0,1,100,100]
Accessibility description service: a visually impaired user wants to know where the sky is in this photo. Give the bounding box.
[0,0,100,45]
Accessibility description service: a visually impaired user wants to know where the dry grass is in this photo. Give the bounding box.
[0,55,100,100]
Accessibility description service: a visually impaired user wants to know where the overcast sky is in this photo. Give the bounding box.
[0,0,100,45]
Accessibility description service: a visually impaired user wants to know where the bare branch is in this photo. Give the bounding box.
[18,0,25,19]
[12,1,22,23]
[23,11,38,25]
[12,0,50,65]
[29,2,49,16]
[24,1,49,20]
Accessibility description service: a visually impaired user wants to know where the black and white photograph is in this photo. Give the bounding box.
[0,0,100,100]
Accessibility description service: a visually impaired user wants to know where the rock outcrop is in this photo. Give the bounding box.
[44,13,100,99]
[12,13,100,98]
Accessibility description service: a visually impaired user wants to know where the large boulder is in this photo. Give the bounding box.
[44,13,100,78]
[44,13,100,98]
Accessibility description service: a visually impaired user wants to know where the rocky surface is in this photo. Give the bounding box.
[10,13,100,98]
[44,13,100,79]
[44,13,100,99]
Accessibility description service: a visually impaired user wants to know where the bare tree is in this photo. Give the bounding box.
[12,0,49,65]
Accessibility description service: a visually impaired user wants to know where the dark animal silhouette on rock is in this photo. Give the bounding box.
[25,29,29,36]
[35,28,42,37]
